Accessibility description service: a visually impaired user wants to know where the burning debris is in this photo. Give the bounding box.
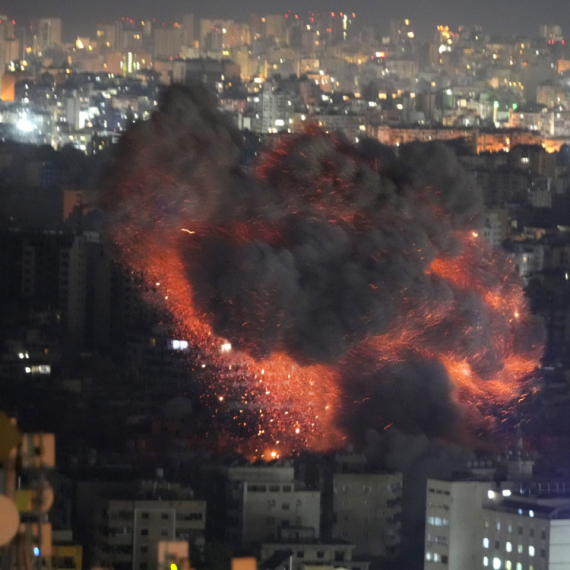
[103,84,544,456]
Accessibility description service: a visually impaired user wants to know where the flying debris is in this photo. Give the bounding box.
[103,84,544,456]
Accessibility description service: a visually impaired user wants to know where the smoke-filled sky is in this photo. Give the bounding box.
[8,0,570,41]
[102,84,543,455]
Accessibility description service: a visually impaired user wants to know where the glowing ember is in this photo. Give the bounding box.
[103,85,544,458]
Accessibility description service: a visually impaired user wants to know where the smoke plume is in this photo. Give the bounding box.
[103,85,543,452]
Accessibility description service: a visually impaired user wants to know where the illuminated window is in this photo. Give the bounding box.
[483,538,490,549]
[483,557,489,567]
[529,546,535,557]
[505,562,512,570]
[518,545,523,554]
[506,542,512,552]
[493,558,501,570]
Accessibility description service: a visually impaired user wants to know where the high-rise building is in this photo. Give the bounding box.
[181,14,195,46]
[0,38,19,73]
[30,17,62,53]
[332,472,402,558]
[265,14,287,44]
[96,23,120,50]
[539,24,563,42]
[425,478,570,570]
[221,462,321,547]
[424,478,496,570]
[153,27,184,58]
[315,12,355,45]
[390,18,415,45]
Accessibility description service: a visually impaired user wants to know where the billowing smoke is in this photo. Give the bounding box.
[103,85,543,449]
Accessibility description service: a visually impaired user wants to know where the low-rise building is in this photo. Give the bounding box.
[91,480,206,570]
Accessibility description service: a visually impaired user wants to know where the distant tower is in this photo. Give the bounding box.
[30,17,62,54]
[539,24,563,42]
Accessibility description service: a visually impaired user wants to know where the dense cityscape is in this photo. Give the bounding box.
[1,8,570,570]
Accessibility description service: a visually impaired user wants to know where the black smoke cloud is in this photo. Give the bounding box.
[103,85,542,441]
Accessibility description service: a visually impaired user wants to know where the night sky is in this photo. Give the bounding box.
[7,0,569,41]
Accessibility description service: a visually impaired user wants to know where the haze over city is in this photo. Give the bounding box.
[1,0,570,40]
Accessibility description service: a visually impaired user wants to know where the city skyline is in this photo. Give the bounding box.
[3,0,570,41]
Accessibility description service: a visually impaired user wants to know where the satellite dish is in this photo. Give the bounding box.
[0,495,20,546]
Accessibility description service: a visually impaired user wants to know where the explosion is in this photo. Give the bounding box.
[103,85,543,457]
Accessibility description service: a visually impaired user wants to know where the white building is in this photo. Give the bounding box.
[225,463,321,547]
[425,478,570,570]
[261,529,369,570]
[424,478,495,570]
[92,480,206,570]
[482,210,508,249]
[511,244,545,285]
[260,79,290,134]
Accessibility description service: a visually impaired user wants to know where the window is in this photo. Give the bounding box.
[541,530,546,540]
[505,562,512,570]
[283,486,291,492]
[282,503,290,510]
[161,513,169,520]
[483,557,489,567]
[518,526,523,536]
[296,551,304,559]
[496,522,501,531]
[142,512,149,519]
[517,545,523,554]
[427,516,449,527]
[540,549,546,558]
[495,541,500,549]
[493,558,501,570]
[140,529,148,536]
[506,542,512,552]
[335,551,345,562]
[516,564,522,570]
[484,538,490,549]
[433,553,440,563]
[507,524,512,533]
[317,551,324,559]
[266,517,276,524]
[269,485,280,492]
[139,564,147,570]
[529,546,535,557]
[442,555,448,564]
[140,547,148,553]
[161,530,168,537]
[426,552,432,562]
[267,500,276,508]
[530,528,534,537]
